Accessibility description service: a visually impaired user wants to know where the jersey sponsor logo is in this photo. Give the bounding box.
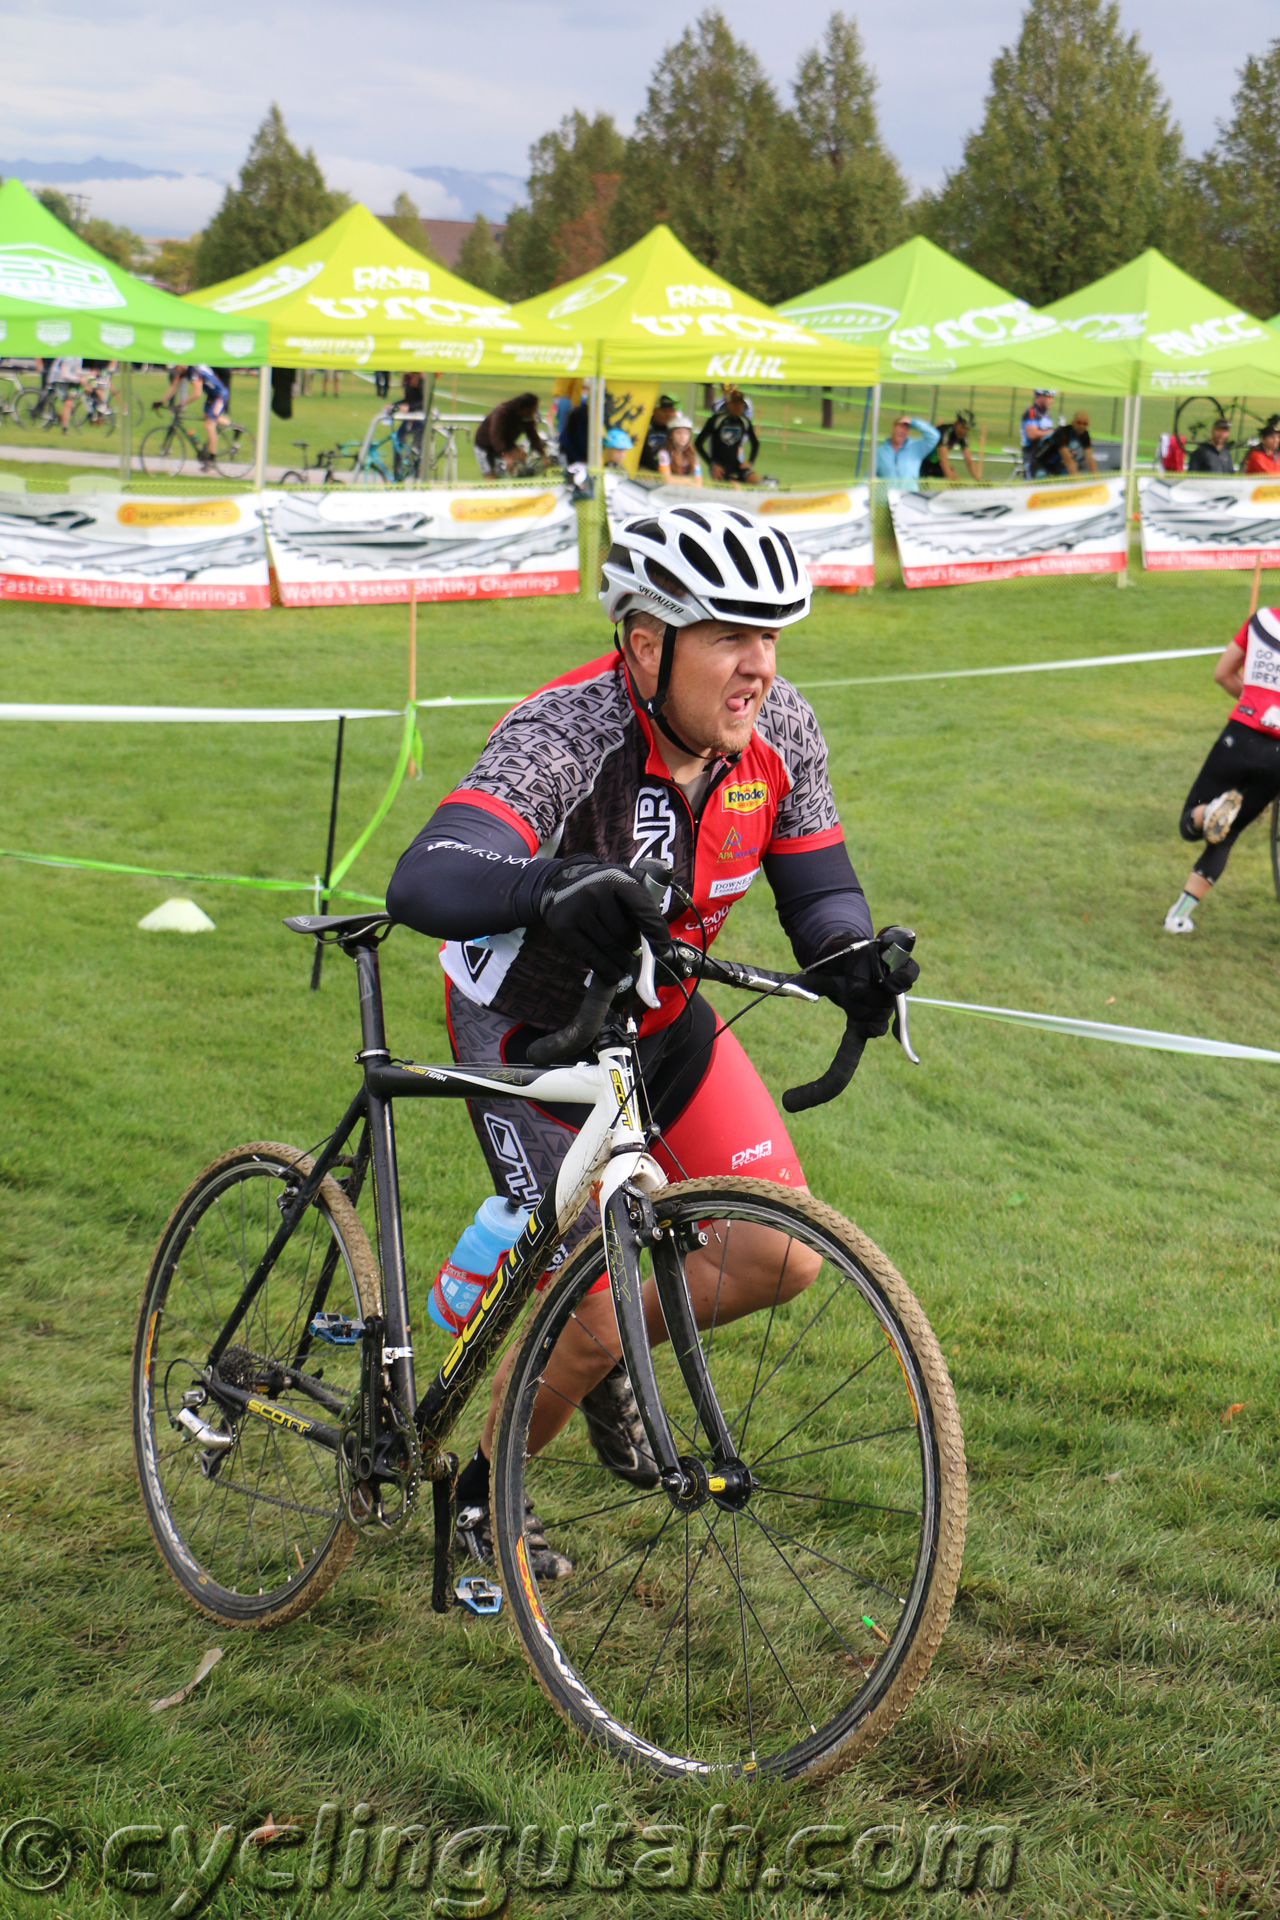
[632,786,679,866]
[462,941,493,983]
[717,827,760,862]
[708,868,759,899]
[731,1138,772,1170]
[722,779,768,815]
[483,1114,542,1206]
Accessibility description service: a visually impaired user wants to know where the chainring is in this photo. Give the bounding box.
[336,1390,421,1537]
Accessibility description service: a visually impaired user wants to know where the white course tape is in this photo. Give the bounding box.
[915,996,1280,1064]
[0,704,400,723]
[797,645,1220,693]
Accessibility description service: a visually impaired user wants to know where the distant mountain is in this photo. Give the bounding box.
[407,166,524,223]
[0,156,182,182]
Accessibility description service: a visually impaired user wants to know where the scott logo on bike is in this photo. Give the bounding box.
[246,1398,313,1435]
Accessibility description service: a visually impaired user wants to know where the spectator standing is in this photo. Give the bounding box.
[374,370,390,399]
[475,391,544,477]
[48,355,85,431]
[396,371,427,468]
[1188,419,1235,474]
[920,412,979,481]
[655,412,702,485]
[637,393,679,472]
[1031,410,1099,477]
[1020,390,1057,477]
[559,395,589,471]
[603,426,633,469]
[875,413,941,490]
[696,388,760,483]
[1242,422,1280,476]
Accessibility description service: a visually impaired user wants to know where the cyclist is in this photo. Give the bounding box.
[1165,604,1280,933]
[154,363,229,467]
[387,502,918,1575]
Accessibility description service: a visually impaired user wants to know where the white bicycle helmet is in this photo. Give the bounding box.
[600,502,811,631]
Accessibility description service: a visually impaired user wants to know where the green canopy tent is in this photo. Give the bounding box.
[0,177,268,477]
[778,234,1125,468]
[1044,250,1280,469]
[509,225,879,467]
[191,204,588,483]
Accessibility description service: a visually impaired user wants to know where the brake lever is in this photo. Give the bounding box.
[635,936,662,1010]
[893,993,920,1064]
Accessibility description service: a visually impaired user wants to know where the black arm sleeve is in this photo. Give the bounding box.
[386,802,548,940]
[695,418,715,462]
[763,839,873,967]
[746,421,760,464]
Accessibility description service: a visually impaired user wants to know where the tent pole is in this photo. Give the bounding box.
[118,362,133,484]
[588,347,604,472]
[254,364,271,490]
[866,383,882,593]
[1117,394,1133,589]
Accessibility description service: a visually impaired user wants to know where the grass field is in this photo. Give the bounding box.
[2,565,1279,1917]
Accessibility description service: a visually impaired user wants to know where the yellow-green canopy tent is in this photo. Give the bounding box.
[190,202,584,376]
[510,225,878,390]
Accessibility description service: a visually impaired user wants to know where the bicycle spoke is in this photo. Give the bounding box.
[751,1513,907,1609]
[753,1483,921,1520]
[761,1427,918,1468]
[751,1345,894,1465]
[543,1487,664,1529]
[696,1508,819,1735]
[581,1507,680,1676]
[736,1277,844,1442]
[742,1506,863,1667]
[628,1512,720,1727]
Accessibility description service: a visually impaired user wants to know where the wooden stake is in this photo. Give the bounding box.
[408,584,418,779]
[1247,551,1263,619]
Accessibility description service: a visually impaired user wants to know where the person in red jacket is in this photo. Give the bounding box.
[1242,421,1280,475]
[1165,605,1280,932]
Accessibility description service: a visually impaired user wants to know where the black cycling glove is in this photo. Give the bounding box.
[536,855,676,985]
[808,928,920,1038]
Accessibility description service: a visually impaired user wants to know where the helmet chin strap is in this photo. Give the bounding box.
[618,622,742,767]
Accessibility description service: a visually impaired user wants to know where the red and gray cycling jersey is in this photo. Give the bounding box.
[387,651,872,1033]
[1229,607,1280,735]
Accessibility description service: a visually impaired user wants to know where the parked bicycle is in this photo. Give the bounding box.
[139,401,256,479]
[279,438,390,487]
[132,880,965,1780]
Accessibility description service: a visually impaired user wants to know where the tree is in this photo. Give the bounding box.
[1193,38,1280,317]
[193,105,349,287]
[36,186,80,229]
[149,237,200,293]
[456,214,506,295]
[380,191,440,262]
[725,13,909,302]
[81,218,145,272]
[499,111,626,299]
[918,0,1186,305]
[607,10,779,273]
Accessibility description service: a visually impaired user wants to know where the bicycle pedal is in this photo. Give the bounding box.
[454,1575,502,1617]
[310,1312,363,1345]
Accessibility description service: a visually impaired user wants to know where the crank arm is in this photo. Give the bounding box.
[602,1188,683,1481]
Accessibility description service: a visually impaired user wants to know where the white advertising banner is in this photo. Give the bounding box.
[604,474,874,588]
[0,493,270,610]
[888,479,1127,588]
[261,485,580,606]
[1138,476,1280,572]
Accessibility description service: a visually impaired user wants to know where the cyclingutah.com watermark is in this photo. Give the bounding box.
[0,1805,1016,1911]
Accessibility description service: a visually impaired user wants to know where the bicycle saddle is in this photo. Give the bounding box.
[284,911,391,941]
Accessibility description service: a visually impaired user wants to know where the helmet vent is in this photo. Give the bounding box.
[629,518,666,544]
[677,532,725,587]
[727,510,753,527]
[671,507,712,532]
[759,536,785,593]
[772,526,799,581]
[643,557,690,600]
[722,528,758,589]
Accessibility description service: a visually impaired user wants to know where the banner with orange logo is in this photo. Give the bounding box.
[1138,477,1280,572]
[0,491,269,609]
[604,474,873,587]
[261,485,580,606]
[889,478,1127,588]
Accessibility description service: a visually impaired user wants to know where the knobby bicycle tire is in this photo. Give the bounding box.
[132,1142,381,1628]
[492,1177,965,1782]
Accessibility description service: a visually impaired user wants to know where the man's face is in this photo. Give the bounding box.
[726,394,747,416]
[655,403,676,425]
[1034,396,1050,415]
[890,417,910,448]
[1212,423,1230,446]
[630,619,778,758]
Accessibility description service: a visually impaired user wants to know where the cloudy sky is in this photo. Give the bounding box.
[1,0,1275,233]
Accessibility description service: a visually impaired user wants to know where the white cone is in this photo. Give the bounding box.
[138,898,216,933]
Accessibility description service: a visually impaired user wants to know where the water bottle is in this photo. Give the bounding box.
[428,1196,530,1334]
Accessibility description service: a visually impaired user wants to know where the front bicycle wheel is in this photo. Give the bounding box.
[132,1142,381,1627]
[214,424,255,480]
[139,422,189,475]
[493,1177,965,1781]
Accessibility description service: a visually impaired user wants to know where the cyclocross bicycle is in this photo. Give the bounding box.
[131,875,965,1781]
[138,402,256,480]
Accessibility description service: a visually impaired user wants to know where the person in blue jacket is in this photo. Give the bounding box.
[875,413,941,489]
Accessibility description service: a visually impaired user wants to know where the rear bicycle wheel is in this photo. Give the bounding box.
[493,1177,965,1781]
[132,1142,382,1627]
[15,388,54,430]
[139,422,190,475]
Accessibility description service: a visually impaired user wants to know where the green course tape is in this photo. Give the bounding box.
[0,847,384,906]
[328,703,416,890]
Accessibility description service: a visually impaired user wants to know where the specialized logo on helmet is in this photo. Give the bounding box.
[722,779,768,814]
